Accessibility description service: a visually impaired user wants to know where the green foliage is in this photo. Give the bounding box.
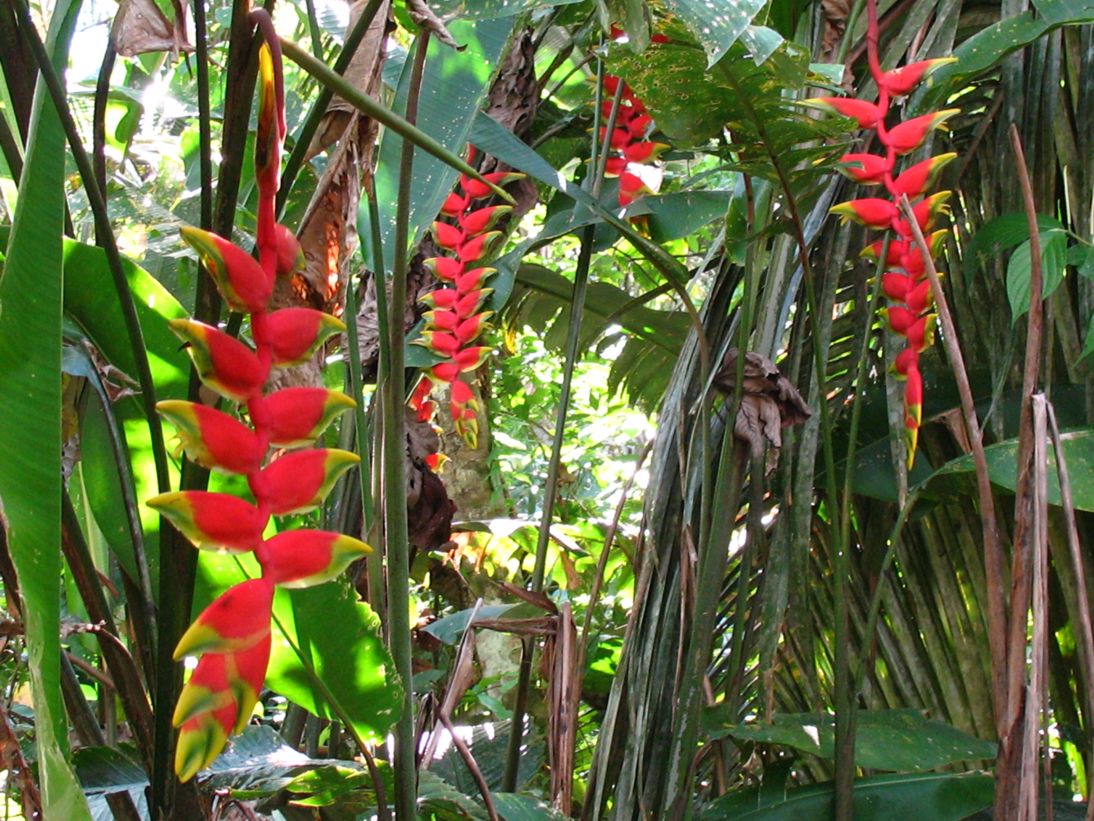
[701,772,995,820]
[705,709,996,771]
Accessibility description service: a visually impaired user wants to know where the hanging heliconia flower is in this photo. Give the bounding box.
[601,27,669,218]
[146,10,370,782]
[410,148,522,449]
[808,0,957,466]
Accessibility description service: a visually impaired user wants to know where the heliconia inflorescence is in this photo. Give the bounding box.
[408,148,523,449]
[809,0,957,466]
[599,73,666,214]
[146,12,370,782]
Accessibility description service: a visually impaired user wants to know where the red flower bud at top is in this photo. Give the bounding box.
[879,58,957,97]
[460,205,511,236]
[180,227,272,315]
[169,319,265,403]
[803,97,882,129]
[264,387,356,448]
[829,198,898,230]
[174,578,274,659]
[838,153,891,184]
[266,308,346,366]
[147,491,267,552]
[891,153,957,198]
[884,110,959,155]
[274,224,305,277]
[257,448,360,515]
[256,529,371,588]
[460,171,524,200]
[255,44,282,197]
[156,400,265,475]
[602,74,629,97]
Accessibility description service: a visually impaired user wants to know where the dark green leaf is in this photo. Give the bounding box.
[924,428,1094,512]
[493,792,567,820]
[1005,229,1068,321]
[701,772,994,820]
[705,709,996,771]
[430,0,582,19]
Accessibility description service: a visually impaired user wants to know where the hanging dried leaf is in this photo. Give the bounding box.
[713,349,811,462]
[111,0,191,57]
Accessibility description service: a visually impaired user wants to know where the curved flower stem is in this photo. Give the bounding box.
[384,30,429,821]
[280,35,514,203]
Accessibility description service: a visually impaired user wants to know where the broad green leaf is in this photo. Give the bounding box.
[204,725,354,796]
[924,428,1094,511]
[705,709,995,771]
[639,190,732,243]
[1006,228,1069,322]
[965,212,1065,280]
[430,720,544,792]
[493,793,567,819]
[420,603,523,644]
[701,772,994,820]
[0,1,91,815]
[365,17,514,278]
[430,0,582,19]
[1082,314,1094,362]
[1069,243,1094,281]
[913,1,1094,113]
[417,769,489,819]
[661,0,765,67]
[63,239,190,587]
[74,746,147,795]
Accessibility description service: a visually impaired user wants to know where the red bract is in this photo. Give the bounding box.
[600,72,665,217]
[414,148,522,448]
[812,8,958,467]
[149,19,372,781]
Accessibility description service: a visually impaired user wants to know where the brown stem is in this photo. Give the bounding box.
[896,194,1008,727]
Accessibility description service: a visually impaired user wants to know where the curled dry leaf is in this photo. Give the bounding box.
[405,0,463,50]
[713,349,812,465]
[111,0,192,57]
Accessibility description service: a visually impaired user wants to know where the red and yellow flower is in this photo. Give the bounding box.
[814,2,958,466]
[146,12,370,781]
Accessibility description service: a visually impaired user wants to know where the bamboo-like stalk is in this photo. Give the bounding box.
[384,31,429,820]
[1001,125,1049,819]
[503,62,621,793]
[192,0,213,232]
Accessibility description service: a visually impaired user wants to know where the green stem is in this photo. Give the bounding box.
[192,0,213,231]
[280,35,514,204]
[363,178,389,616]
[503,59,617,791]
[385,31,429,820]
